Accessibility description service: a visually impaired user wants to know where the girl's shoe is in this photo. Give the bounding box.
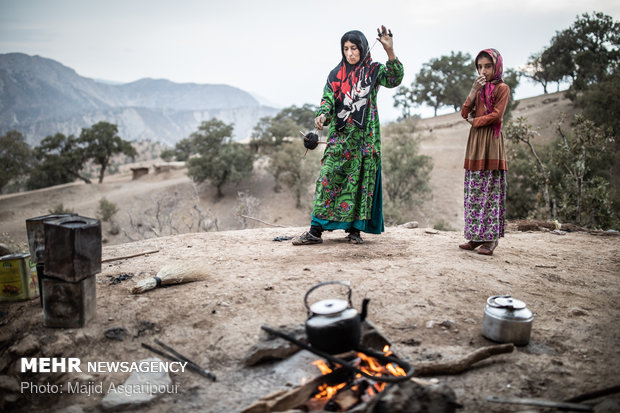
[478,240,498,255]
[459,241,484,250]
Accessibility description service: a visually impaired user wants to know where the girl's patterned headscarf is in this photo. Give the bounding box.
[326,30,381,131]
[475,48,504,137]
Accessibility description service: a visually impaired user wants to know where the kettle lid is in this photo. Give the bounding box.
[310,299,348,316]
[487,295,527,310]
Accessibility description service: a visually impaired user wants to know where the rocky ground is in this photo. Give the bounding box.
[1,224,619,412]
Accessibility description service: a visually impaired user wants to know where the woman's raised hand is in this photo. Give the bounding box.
[377,25,396,61]
[315,114,326,130]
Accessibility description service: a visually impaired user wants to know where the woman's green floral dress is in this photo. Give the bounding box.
[311,58,404,234]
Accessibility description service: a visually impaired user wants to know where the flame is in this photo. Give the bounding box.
[386,362,406,376]
[311,346,407,401]
[312,359,333,375]
[383,345,392,355]
[314,382,347,399]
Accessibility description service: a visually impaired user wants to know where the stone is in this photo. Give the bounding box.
[243,324,307,366]
[569,307,588,317]
[399,221,419,229]
[43,333,74,356]
[0,375,20,392]
[54,406,85,413]
[9,334,40,356]
[368,379,458,413]
[74,331,91,346]
[100,357,172,410]
[0,243,12,257]
[439,320,455,329]
[104,327,128,341]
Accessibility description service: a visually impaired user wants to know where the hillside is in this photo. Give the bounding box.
[0,91,577,250]
[0,53,279,145]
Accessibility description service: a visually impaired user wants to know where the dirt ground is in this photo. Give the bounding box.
[1,225,619,412]
[1,92,618,412]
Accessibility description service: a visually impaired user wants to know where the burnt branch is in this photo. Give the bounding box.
[412,343,514,376]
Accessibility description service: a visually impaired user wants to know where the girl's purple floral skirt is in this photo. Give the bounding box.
[464,169,506,241]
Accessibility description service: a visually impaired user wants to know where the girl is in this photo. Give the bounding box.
[459,48,509,256]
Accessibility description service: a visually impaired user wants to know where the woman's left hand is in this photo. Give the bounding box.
[377,25,396,61]
[466,112,475,125]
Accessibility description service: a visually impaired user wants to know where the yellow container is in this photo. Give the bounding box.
[0,253,39,301]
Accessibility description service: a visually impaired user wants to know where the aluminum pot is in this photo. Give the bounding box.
[482,295,533,346]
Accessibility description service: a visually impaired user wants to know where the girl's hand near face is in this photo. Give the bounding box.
[468,75,486,101]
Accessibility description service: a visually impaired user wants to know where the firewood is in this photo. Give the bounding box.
[102,249,160,263]
[412,343,514,376]
[241,373,328,413]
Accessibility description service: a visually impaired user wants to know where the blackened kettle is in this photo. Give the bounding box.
[304,281,369,354]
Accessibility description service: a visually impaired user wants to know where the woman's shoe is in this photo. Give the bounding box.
[292,231,323,245]
[347,232,364,244]
[459,240,484,250]
[478,240,498,255]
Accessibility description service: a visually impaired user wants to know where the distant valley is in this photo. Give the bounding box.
[0,53,279,146]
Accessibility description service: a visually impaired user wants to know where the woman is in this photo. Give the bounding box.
[459,48,509,256]
[292,26,404,245]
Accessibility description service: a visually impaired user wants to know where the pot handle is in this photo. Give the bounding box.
[487,294,514,309]
[304,280,353,314]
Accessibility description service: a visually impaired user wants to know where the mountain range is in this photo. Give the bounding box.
[0,53,279,146]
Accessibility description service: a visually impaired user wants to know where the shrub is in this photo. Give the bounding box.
[97,197,119,222]
[48,203,74,214]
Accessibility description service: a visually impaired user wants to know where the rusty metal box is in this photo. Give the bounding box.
[42,275,96,328]
[44,216,102,282]
[26,213,78,264]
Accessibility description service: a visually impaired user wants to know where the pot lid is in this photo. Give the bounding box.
[310,299,349,315]
[488,295,527,310]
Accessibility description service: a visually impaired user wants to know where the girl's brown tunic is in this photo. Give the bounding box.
[460,82,510,171]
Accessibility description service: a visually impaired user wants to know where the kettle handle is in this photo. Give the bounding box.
[487,294,516,309]
[304,281,353,314]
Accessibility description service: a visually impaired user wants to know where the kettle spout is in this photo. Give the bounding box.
[360,298,370,322]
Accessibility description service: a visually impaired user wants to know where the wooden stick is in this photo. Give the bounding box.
[413,343,514,376]
[487,395,593,411]
[237,214,289,228]
[565,384,620,403]
[102,249,160,263]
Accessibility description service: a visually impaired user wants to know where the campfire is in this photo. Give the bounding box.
[303,346,408,412]
[241,322,465,413]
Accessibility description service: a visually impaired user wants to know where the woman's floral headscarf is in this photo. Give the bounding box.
[475,48,504,137]
[326,30,381,131]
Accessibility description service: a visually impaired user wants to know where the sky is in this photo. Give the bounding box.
[1,0,619,122]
